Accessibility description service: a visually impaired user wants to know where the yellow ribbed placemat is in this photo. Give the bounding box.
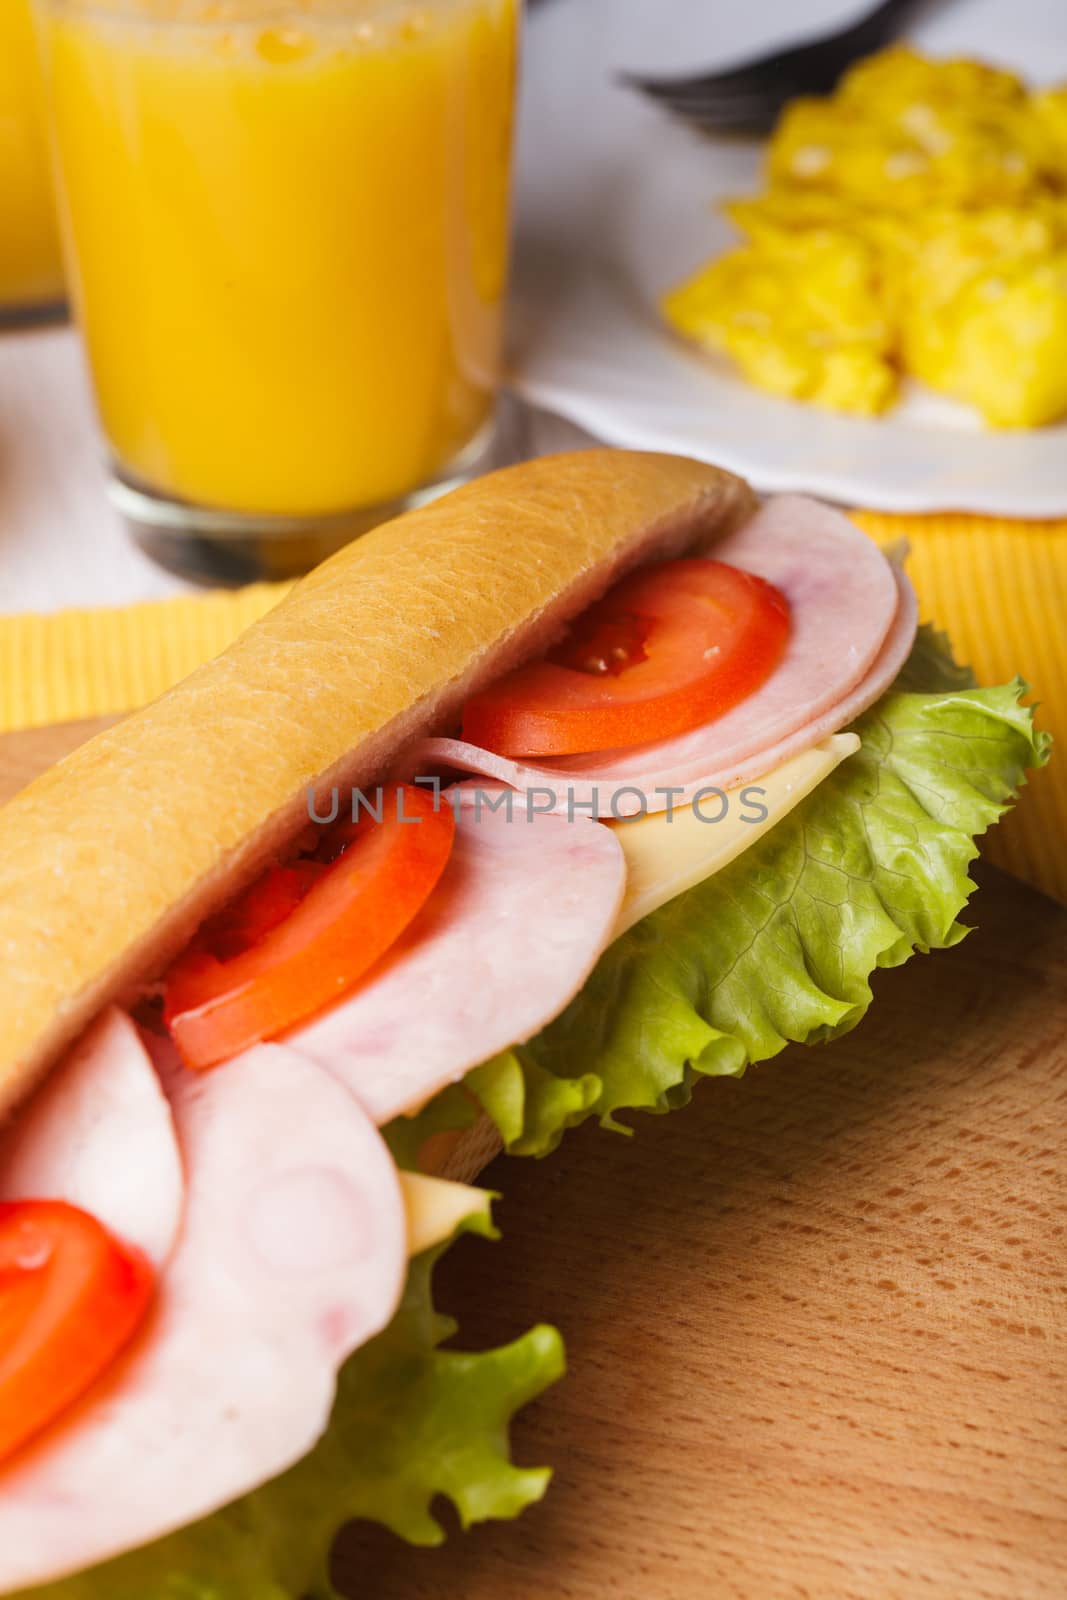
[0,582,292,732]
[852,510,1063,907]
[0,513,1061,902]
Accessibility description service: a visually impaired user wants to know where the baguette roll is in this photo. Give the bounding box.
[0,450,755,1116]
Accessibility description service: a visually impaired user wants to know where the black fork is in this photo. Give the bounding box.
[621,0,930,136]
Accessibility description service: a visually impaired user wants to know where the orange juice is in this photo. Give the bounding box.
[41,0,517,516]
[0,0,65,311]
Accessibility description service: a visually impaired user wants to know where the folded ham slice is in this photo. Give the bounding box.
[413,497,913,817]
[0,1007,183,1268]
[285,793,626,1123]
[421,567,917,818]
[0,1033,406,1592]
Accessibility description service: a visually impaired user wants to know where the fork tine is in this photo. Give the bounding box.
[645,99,784,135]
[629,70,841,133]
[617,54,825,99]
[671,107,784,134]
[644,87,787,117]
[640,77,807,114]
[628,73,778,102]
[621,64,789,97]
[670,84,810,129]
[633,72,819,107]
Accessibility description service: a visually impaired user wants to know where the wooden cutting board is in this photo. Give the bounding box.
[1,720,1064,1600]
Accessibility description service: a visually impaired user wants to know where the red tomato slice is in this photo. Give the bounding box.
[164,784,455,1072]
[461,558,791,758]
[0,1200,154,1465]
[197,862,324,960]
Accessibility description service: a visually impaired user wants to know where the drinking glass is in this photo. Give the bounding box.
[36,0,520,576]
[0,0,65,321]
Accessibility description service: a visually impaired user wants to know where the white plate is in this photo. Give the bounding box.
[512,0,1067,515]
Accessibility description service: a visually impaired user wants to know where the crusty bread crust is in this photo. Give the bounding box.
[0,450,755,1116]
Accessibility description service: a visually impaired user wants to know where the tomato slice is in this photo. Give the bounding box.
[197,862,325,961]
[164,784,455,1072]
[0,1200,154,1465]
[461,558,791,758]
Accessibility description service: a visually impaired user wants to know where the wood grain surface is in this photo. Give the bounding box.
[1,721,1064,1600]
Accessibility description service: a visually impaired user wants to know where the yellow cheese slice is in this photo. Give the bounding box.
[609,733,861,936]
[400,1170,492,1257]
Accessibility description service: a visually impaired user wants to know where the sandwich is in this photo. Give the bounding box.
[0,450,1048,1599]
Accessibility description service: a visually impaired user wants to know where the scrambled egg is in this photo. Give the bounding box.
[662,48,1067,428]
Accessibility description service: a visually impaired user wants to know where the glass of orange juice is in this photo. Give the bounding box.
[1,0,65,319]
[36,0,519,574]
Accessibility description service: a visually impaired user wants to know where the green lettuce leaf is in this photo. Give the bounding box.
[890,620,978,693]
[18,1209,564,1600]
[470,633,1050,1157]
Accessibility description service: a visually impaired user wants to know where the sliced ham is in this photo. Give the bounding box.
[0,1007,183,1268]
[413,497,913,816]
[0,1035,406,1592]
[420,567,917,817]
[285,793,626,1124]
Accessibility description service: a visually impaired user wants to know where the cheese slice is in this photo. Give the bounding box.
[609,733,861,936]
[400,1170,492,1257]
